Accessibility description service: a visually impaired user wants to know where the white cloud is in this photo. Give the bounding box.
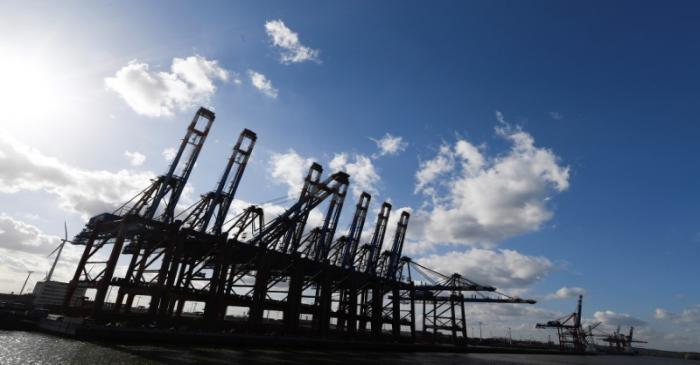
[265,19,320,64]
[584,310,700,352]
[371,133,407,157]
[470,303,560,322]
[652,305,700,351]
[415,144,454,196]
[0,135,154,218]
[655,305,700,324]
[0,214,59,254]
[23,213,40,220]
[268,149,381,201]
[232,73,242,85]
[0,214,85,293]
[655,308,675,320]
[594,310,647,327]
[105,54,229,117]
[124,150,146,166]
[162,147,177,162]
[329,153,380,198]
[413,114,570,247]
[549,111,563,120]
[248,70,278,98]
[545,286,586,300]
[417,248,552,288]
[495,110,507,124]
[268,149,315,198]
[454,139,486,174]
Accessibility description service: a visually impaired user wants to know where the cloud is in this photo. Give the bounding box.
[413,113,570,247]
[265,19,320,64]
[232,73,243,85]
[415,144,455,196]
[162,147,177,162]
[0,214,87,293]
[470,303,560,322]
[549,111,563,120]
[655,308,675,320]
[545,286,586,300]
[329,153,380,197]
[371,133,408,157]
[655,305,700,324]
[268,149,383,200]
[23,213,40,220]
[0,214,59,254]
[495,110,507,124]
[0,134,154,218]
[417,248,552,288]
[105,55,229,117]
[653,305,700,351]
[594,310,647,327]
[248,70,278,98]
[268,149,315,198]
[124,150,146,166]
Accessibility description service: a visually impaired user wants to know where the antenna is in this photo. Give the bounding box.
[46,221,71,282]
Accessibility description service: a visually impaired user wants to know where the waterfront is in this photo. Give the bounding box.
[0,331,694,365]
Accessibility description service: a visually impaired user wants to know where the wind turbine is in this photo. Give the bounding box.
[19,271,33,295]
[45,221,71,282]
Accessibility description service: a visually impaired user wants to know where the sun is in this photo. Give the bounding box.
[0,43,70,123]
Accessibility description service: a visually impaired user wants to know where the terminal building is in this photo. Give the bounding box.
[33,281,85,308]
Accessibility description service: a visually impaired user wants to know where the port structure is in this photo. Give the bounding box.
[596,325,647,353]
[64,107,535,346]
[536,295,588,352]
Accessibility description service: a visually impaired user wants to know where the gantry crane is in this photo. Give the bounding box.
[536,295,588,352]
[64,107,215,317]
[61,106,539,348]
[597,326,647,353]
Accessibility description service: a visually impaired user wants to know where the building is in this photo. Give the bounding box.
[33,281,85,308]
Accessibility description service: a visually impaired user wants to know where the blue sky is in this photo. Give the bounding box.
[0,0,699,351]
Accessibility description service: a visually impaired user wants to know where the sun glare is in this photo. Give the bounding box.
[0,45,71,123]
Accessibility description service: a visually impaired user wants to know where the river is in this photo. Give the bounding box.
[0,331,693,364]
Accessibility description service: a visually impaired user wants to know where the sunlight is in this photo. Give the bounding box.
[0,44,70,123]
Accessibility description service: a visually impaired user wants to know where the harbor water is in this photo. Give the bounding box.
[0,331,692,365]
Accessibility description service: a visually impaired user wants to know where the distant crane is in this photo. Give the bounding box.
[536,295,588,352]
[597,326,647,353]
[585,321,602,346]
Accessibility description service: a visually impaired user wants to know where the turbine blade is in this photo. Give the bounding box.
[47,243,62,257]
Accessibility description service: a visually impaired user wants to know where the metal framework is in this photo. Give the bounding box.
[64,107,536,346]
[536,295,588,352]
[596,326,647,353]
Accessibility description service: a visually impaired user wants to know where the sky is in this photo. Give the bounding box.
[0,0,699,351]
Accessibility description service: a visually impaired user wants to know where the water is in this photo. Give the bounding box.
[0,331,692,365]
